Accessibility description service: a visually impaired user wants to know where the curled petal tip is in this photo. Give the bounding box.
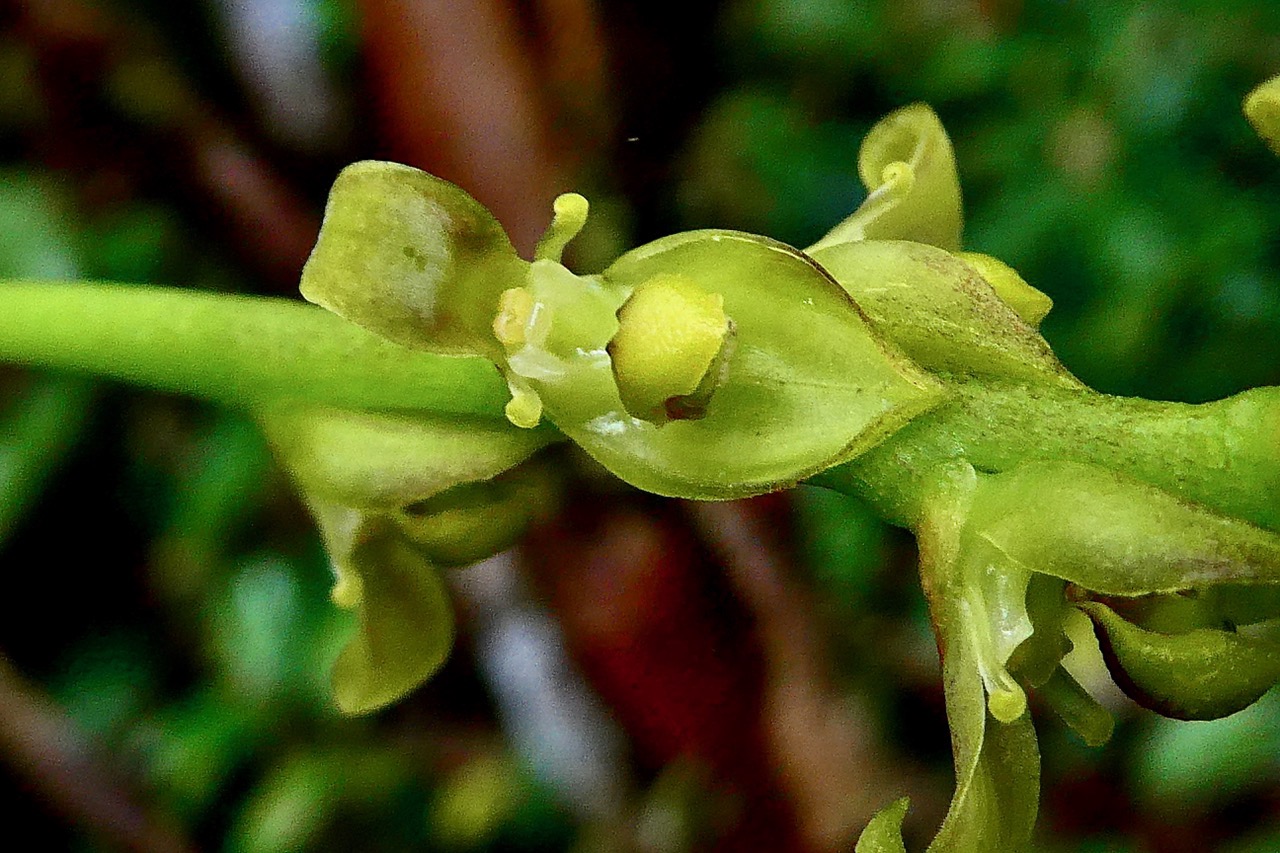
[535,192,590,262]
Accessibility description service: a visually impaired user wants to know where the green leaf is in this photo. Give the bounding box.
[811,240,1078,387]
[809,104,963,252]
[0,172,93,545]
[0,169,82,279]
[228,748,414,853]
[1132,688,1280,807]
[855,797,910,853]
[0,283,512,416]
[0,374,94,544]
[546,230,944,499]
[152,412,273,593]
[1081,601,1280,721]
[300,161,526,357]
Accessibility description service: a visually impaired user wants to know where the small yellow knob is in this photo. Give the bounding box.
[608,273,731,422]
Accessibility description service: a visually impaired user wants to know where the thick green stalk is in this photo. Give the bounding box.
[820,377,1280,533]
[0,281,510,417]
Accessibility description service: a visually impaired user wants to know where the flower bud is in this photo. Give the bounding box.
[957,252,1053,328]
[1245,74,1280,156]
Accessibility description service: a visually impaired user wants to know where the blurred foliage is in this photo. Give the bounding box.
[2,0,1280,851]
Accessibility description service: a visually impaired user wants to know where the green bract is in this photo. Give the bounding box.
[809,239,1076,387]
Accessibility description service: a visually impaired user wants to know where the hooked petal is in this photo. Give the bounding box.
[1036,666,1115,747]
[809,104,963,253]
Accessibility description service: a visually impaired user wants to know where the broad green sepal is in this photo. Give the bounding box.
[809,104,963,253]
[855,798,910,853]
[301,161,525,357]
[577,230,944,499]
[811,240,1078,387]
[1081,601,1280,721]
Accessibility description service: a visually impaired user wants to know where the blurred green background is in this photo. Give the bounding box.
[2,1,1280,851]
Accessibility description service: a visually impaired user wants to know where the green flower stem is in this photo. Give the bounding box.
[0,281,512,417]
[819,377,1280,534]
[4,281,1274,535]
